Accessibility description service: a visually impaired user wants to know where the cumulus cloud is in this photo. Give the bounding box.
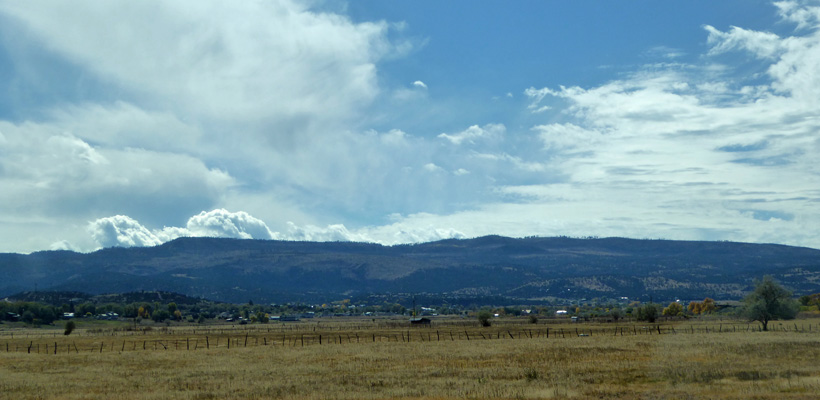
[185,209,276,240]
[83,209,469,249]
[89,215,163,248]
[88,209,276,248]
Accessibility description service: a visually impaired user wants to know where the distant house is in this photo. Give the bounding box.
[555,310,568,315]
[279,315,300,322]
[410,317,431,325]
[96,312,119,321]
[62,312,75,319]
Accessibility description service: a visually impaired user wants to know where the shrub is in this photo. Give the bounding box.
[64,320,76,335]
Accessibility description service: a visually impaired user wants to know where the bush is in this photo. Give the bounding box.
[528,315,538,324]
[64,320,76,335]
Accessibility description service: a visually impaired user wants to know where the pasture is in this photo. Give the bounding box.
[2,317,820,399]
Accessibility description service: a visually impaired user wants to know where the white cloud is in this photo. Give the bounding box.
[87,209,275,249]
[532,123,601,151]
[47,102,202,153]
[5,1,820,254]
[705,25,784,59]
[0,1,393,124]
[514,2,820,248]
[89,215,163,248]
[437,124,505,145]
[185,209,276,240]
[423,163,443,172]
[49,240,79,252]
[0,123,222,224]
[775,1,820,30]
[82,210,469,249]
[282,222,372,242]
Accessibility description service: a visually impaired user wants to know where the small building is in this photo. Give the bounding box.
[410,317,431,325]
[96,312,119,321]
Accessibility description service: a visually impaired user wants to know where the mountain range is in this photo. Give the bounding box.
[2,236,819,304]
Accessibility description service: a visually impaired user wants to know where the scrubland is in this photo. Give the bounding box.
[2,318,820,399]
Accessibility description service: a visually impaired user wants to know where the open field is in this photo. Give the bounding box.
[3,318,820,399]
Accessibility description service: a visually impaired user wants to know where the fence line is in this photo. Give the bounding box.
[4,321,819,355]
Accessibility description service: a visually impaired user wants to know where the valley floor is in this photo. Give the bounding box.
[2,318,820,399]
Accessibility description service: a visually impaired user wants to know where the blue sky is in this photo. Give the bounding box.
[1,0,819,253]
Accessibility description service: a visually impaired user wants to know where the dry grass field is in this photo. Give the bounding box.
[3,318,820,399]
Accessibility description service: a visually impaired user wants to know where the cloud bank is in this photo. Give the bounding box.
[84,209,465,250]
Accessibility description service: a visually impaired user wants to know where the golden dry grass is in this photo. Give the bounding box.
[3,318,820,399]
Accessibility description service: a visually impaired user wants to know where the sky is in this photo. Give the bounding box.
[1,0,819,253]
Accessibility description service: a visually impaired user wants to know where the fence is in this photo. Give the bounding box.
[3,320,819,355]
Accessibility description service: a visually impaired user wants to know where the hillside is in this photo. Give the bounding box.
[1,236,819,303]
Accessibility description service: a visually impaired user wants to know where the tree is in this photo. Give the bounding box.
[152,309,170,323]
[636,303,659,323]
[743,276,799,331]
[701,298,716,314]
[662,302,683,317]
[477,310,492,327]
